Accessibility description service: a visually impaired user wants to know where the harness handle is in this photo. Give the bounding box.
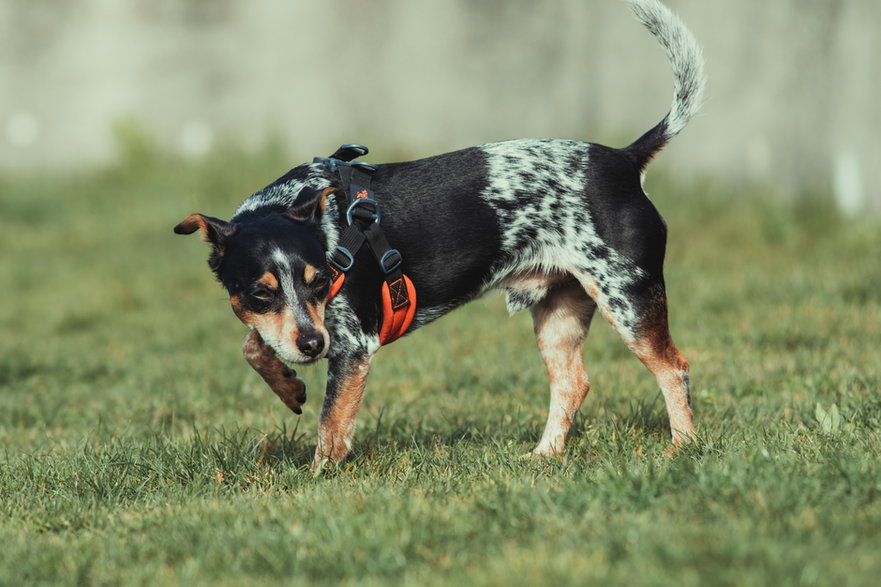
[318,144,416,345]
[329,144,369,162]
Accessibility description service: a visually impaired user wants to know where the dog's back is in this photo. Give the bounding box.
[175,0,707,467]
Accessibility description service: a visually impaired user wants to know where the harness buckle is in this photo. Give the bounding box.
[312,156,338,172]
[346,198,381,226]
[379,249,403,275]
[329,246,355,272]
[351,162,378,173]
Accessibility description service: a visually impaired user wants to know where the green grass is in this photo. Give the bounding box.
[1,143,880,586]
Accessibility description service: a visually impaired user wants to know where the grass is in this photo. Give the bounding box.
[1,141,880,585]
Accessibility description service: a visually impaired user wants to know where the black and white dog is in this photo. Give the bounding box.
[175,0,705,467]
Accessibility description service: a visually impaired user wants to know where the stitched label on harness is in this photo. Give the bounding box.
[387,277,410,310]
[379,274,416,345]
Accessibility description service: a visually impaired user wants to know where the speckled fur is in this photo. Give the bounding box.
[177,0,705,467]
[479,139,646,341]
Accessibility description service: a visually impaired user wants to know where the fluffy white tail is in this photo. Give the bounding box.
[624,0,706,169]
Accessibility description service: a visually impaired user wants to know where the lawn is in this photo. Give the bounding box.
[1,141,880,586]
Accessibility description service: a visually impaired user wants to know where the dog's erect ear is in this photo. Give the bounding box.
[174,214,236,245]
[287,187,334,224]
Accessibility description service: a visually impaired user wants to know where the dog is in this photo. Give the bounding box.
[175,0,705,468]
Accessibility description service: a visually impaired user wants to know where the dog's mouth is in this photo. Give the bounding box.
[270,332,330,366]
[277,350,326,366]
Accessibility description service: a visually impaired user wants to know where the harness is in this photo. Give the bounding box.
[313,144,416,346]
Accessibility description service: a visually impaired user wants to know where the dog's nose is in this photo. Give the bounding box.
[296,332,325,357]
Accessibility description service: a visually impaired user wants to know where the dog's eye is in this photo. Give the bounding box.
[311,275,329,290]
[250,288,274,302]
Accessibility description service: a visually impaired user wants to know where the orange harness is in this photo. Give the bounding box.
[327,268,416,346]
[318,145,416,346]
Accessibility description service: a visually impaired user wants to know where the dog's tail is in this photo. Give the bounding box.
[623,0,705,171]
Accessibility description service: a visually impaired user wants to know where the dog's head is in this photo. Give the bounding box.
[175,187,334,364]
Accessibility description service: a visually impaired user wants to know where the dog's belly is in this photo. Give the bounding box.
[502,270,576,314]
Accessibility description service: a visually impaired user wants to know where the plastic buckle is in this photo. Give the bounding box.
[312,156,338,172]
[379,249,403,275]
[346,198,381,225]
[351,162,377,173]
[329,247,355,272]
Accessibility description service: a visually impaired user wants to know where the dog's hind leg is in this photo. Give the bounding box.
[578,273,695,447]
[529,281,597,457]
[629,286,694,447]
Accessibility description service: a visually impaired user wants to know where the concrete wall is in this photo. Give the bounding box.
[1,0,878,211]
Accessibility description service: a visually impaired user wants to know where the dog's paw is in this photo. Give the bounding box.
[242,329,307,413]
[270,373,307,414]
[520,447,563,461]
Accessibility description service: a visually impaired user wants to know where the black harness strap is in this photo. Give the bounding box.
[314,145,414,342]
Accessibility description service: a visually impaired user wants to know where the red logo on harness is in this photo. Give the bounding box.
[356,190,369,199]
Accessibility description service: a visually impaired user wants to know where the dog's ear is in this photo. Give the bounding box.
[174,213,237,245]
[287,187,334,224]
[174,214,237,272]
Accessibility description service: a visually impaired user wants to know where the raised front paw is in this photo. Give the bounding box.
[242,329,307,414]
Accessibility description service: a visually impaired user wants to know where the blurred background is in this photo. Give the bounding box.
[2,0,878,212]
[3,5,880,583]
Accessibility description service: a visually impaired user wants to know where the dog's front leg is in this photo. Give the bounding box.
[242,329,307,414]
[314,352,375,468]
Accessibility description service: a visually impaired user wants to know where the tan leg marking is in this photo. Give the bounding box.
[530,283,595,457]
[241,329,307,414]
[575,269,695,447]
[314,356,374,467]
[629,290,695,445]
